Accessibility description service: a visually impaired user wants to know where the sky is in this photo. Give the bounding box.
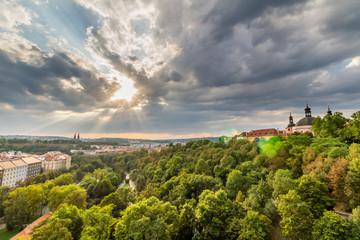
[0,0,359,139]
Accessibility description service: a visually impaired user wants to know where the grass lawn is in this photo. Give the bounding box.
[0,228,19,240]
[122,183,130,188]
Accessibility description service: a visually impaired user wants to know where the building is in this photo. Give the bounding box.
[239,128,287,142]
[12,159,28,184]
[0,161,18,187]
[286,103,332,134]
[0,166,3,186]
[21,157,42,178]
[38,152,71,172]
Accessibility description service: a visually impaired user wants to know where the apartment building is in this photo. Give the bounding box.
[0,167,3,186]
[21,157,42,178]
[0,161,18,187]
[36,152,71,172]
[12,159,28,184]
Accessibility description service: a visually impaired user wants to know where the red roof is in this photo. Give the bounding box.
[247,128,279,137]
[11,213,52,240]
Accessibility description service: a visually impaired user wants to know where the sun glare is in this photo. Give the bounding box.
[111,75,137,102]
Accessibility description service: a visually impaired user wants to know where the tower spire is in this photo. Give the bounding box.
[305,101,311,117]
[288,112,295,127]
[327,103,332,115]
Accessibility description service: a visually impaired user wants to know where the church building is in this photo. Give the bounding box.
[285,103,332,134]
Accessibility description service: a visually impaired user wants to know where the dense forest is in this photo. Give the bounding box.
[2,111,360,240]
[0,138,119,155]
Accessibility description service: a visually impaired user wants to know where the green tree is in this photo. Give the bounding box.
[115,197,179,240]
[53,173,74,186]
[31,204,83,240]
[312,211,353,240]
[92,179,116,200]
[226,169,249,200]
[4,184,46,230]
[31,218,73,240]
[0,186,11,217]
[100,188,136,218]
[348,111,360,143]
[195,189,235,239]
[238,211,271,240]
[312,112,348,138]
[81,205,116,240]
[295,175,336,218]
[49,184,87,212]
[194,158,211,176]
[178,200,197,240]
[272,169,296,199]
[277,190,313,240]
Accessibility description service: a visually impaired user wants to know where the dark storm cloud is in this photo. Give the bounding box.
[147,0,360,113]
[0,47,118,111]
[203,0,309,42]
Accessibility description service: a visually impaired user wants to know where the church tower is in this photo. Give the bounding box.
[305,101,312,117]
[327,104,332,115]
[288,113,295,127]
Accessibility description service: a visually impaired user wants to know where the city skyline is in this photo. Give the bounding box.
[0,0,359,139]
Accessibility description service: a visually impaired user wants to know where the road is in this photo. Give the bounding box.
[119,173,135,190]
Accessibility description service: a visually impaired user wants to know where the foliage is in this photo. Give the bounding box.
[48,184,87,211]
[4,184,46,230]
[277,190,313,240]
[238,211,271,240]
[312,211,353,240]
[115,197,179,240]
[295,175,336,218]
[81,205,116,240]
[195,189,235,239]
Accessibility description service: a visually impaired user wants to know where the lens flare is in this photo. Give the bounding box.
[258,136,282,158]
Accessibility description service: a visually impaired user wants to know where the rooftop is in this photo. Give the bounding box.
[21,157,42,164]
[0,161,16,169]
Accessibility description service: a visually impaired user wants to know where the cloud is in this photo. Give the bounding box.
[0,44,119,112]
[0,0,34,31]
[1,0,360,137]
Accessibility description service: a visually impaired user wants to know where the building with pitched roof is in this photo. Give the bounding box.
[21,157,42,178]
[36,151,71,172]
[12,159,28,184]
[238,128,286,142]
[0,161,18,187]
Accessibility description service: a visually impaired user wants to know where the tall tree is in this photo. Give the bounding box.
[238,211,271,240]
[195,189,235,239]
[81,205,116,240]
[277,190,313,240]
[312,211,353,240]
[295,175,336,218]
[115,197,179,240]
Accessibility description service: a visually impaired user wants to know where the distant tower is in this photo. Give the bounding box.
[327,104,332,115]
[74,133,76,140]
[305,101,312,117]
[77,133,80,141]
[288,113,295,127]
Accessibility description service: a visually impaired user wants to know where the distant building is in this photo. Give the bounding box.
[36,152,71,172]
[239,128,286,142]
[286,102,332,134]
